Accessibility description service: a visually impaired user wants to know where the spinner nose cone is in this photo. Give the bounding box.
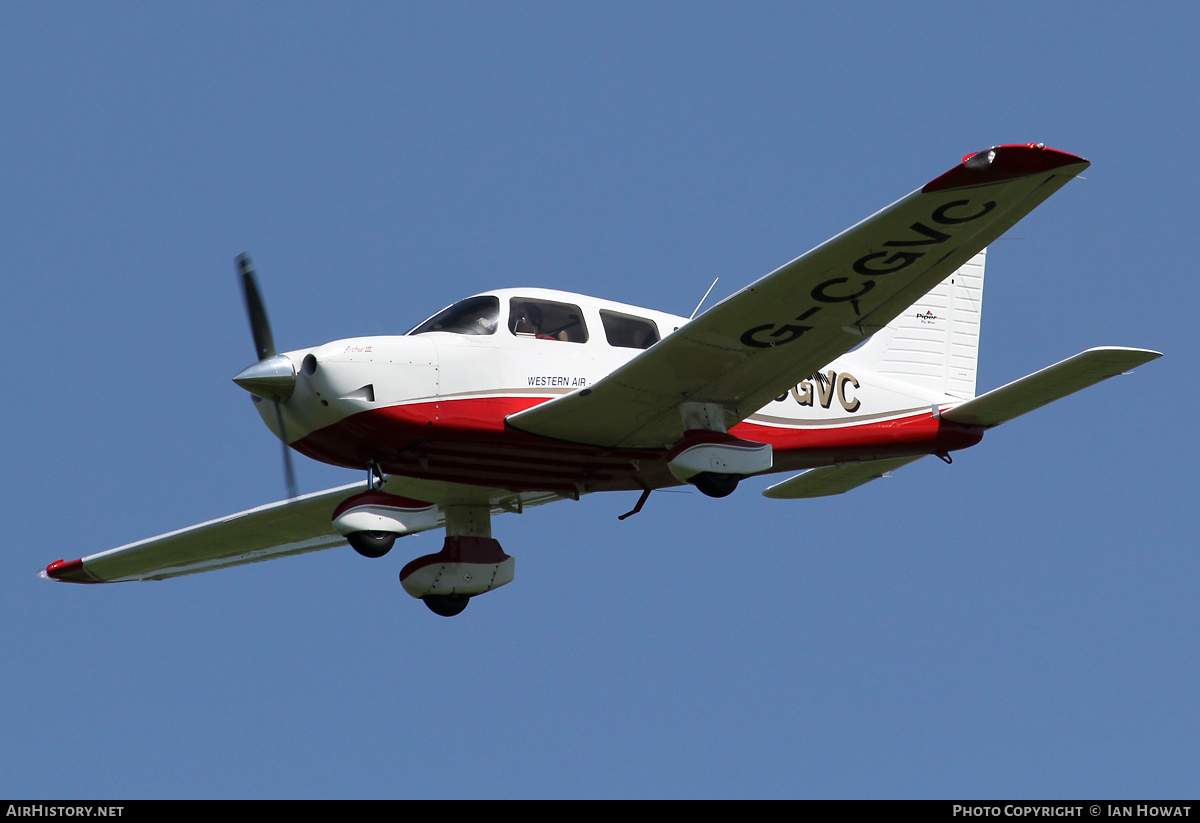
[233,354,296,399]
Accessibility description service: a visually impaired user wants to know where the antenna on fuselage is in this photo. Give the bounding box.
[689,278,719,320]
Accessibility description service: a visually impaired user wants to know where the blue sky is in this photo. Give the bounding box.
[3,3,1197,798]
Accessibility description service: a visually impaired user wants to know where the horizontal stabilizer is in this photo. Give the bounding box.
[762,455,924,499]
[941,347,1162,428]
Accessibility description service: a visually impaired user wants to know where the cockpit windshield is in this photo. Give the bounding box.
[408,295,499,336]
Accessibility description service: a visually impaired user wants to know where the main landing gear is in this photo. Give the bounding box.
[422,593,471,617]
[334,490,514,617]
[398,505,514,617]
[688,471,740,498]
[667,427,772,499]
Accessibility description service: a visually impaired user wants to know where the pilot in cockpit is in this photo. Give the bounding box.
[512,302,562,340]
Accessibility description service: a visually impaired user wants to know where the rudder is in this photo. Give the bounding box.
[849,249,985,401]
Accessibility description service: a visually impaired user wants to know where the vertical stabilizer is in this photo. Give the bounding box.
[851,249,986,401]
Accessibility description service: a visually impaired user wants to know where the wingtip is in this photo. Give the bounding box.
[923,144,1089,193]
[42,558,102,584]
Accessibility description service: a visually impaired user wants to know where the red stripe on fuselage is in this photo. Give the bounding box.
[291,396,983,493]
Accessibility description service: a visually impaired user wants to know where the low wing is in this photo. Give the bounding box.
[762,456,925,499]
[41,478,564,584]
[42,484,361,583]
[509,144,1090,449]
[941,347,1162,427]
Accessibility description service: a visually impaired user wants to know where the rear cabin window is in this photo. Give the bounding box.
[408,295,499,336]
[600,310,660,349]
[508,298,588,343]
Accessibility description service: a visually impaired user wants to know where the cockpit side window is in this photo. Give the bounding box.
[600,310,660,349]
[508,298,588,343]
[408,295,499,336]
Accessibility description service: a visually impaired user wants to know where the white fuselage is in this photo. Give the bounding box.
[248,287,978,495]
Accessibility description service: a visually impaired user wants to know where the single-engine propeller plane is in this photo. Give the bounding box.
[42,144,1161,616]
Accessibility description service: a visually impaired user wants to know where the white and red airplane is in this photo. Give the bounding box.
[41,144,1160,616]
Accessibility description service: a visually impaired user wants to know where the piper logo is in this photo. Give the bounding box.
[916,310,938,324]
[738,197,995,349]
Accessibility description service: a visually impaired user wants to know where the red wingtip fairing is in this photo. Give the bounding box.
[925,144,1088,193]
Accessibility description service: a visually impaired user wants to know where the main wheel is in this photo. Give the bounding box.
[347,530,397,558]
[423,594,471,617]
[690,471,740,498]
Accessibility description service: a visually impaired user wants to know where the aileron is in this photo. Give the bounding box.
[509,145,1090,449]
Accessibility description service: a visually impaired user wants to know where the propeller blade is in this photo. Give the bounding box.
[273,398,299,500]
[237,254,276,361]
[236,253,298,499]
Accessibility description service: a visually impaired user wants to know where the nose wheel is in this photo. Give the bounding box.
[346,530,397,558]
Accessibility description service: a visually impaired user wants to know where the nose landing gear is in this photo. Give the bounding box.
[346,530,397,558]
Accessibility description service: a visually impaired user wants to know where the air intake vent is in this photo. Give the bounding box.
[341,384,375,402]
